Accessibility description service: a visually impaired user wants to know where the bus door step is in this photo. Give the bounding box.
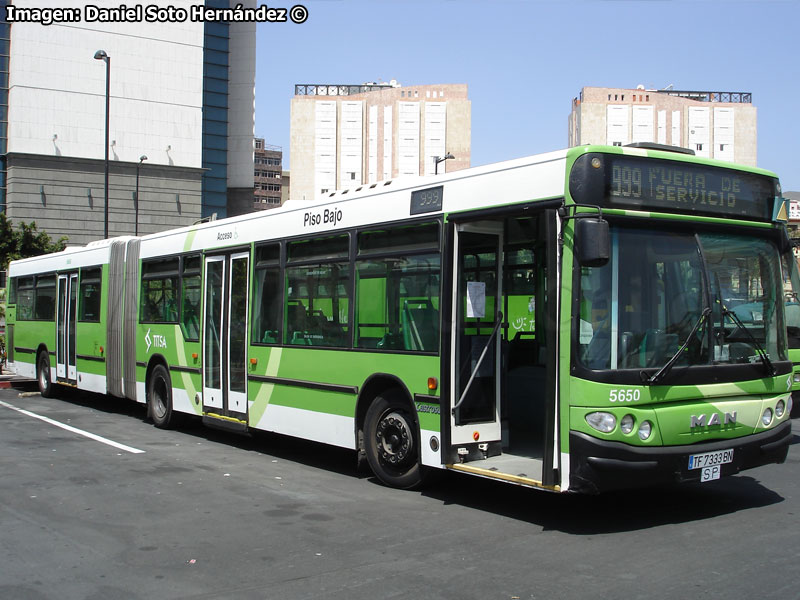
[202,414,250,435]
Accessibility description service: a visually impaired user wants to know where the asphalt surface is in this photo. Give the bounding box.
[0,383,798,600]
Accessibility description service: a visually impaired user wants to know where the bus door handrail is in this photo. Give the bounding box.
[452,312,503,416]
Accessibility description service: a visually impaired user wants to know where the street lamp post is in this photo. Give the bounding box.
[434,152,454,175]
[94,50,110,239]
[135,155,147,236]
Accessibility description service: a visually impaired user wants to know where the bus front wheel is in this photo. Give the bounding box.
[148,364,174,429]
[37,352,54,398]
[364,390,424,489]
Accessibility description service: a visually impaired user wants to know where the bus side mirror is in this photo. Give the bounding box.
[576,218,610,267]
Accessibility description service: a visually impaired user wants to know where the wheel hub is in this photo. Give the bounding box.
[376,411,413,465]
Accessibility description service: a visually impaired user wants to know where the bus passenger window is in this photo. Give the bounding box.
[286,235,350,348]
[253,268,281,344]
[252,244,281,345]
[140,258,180,323]
[355,222,440,353]
[34,275,56,320]
[181,256,201,341]
[79,267,102,322]
[285,264,349,347]
[15,277,35,321]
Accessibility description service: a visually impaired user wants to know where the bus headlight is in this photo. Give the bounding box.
[775,399,786,418]
[638,421,652,440]
[761,408,773,427]
[620,414,635,434]
[793,373,800,384]
[586,412,616,433]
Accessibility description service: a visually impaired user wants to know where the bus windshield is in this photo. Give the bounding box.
[578,226,786,376]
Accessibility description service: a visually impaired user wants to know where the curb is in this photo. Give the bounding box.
[0,378,37,390]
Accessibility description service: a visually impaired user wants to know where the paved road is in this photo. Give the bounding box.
[0,385,798,600]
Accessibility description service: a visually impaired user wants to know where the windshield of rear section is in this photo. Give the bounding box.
[577,226,787,376]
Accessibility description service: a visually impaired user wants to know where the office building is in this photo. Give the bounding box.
[569,86,757,165]
[1,0,256,245]
[253,138,282,210]
[290,81,471,202]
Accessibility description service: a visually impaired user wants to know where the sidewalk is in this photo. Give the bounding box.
[0,365,36,390]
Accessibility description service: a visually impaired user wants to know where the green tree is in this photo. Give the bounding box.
[0,214,66,367]
[0,213,68,272]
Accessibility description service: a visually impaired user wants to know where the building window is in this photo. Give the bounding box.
[696,144,703,151]
[613,141,622,147]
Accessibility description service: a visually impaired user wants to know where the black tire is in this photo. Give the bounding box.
[148,364,174,429]
[37,352,54,398]
[364,390,425,489]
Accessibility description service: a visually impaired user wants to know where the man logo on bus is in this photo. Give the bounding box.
[690,412,737,428]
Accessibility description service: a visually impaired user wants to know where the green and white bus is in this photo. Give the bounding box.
[5,144,794,493]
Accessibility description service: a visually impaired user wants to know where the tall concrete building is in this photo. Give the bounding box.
[1,0,256,245]
[569,86,757,165]
[253,137,282,210]
[290,81,471,202]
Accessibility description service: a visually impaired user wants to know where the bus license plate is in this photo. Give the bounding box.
[688,449,734,471]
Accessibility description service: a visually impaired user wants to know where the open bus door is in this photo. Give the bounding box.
[449,222,504,455]
[444,210,560,490]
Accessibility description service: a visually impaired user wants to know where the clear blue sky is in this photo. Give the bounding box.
[255,0,800,191]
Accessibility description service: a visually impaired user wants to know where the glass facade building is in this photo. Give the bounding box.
[0,1,9,213]
[202,2,230,219]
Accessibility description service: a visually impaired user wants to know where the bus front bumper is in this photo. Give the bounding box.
[568,421,792,494]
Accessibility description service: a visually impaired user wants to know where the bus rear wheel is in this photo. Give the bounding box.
[148,364,174,429]
[37,352,54,398]
[364,390,424,489]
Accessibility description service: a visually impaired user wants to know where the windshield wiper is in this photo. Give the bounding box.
[641,307,712,386]
[722,307,776,376]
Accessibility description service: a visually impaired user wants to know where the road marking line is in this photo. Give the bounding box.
[0,400,146,454]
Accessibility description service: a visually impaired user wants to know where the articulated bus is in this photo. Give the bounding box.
[5,144,794,493]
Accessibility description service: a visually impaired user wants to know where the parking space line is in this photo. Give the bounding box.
[0,400,146,454]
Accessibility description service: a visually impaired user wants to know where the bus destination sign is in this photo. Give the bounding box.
[569,153,778,222]
[410,186,444,215]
